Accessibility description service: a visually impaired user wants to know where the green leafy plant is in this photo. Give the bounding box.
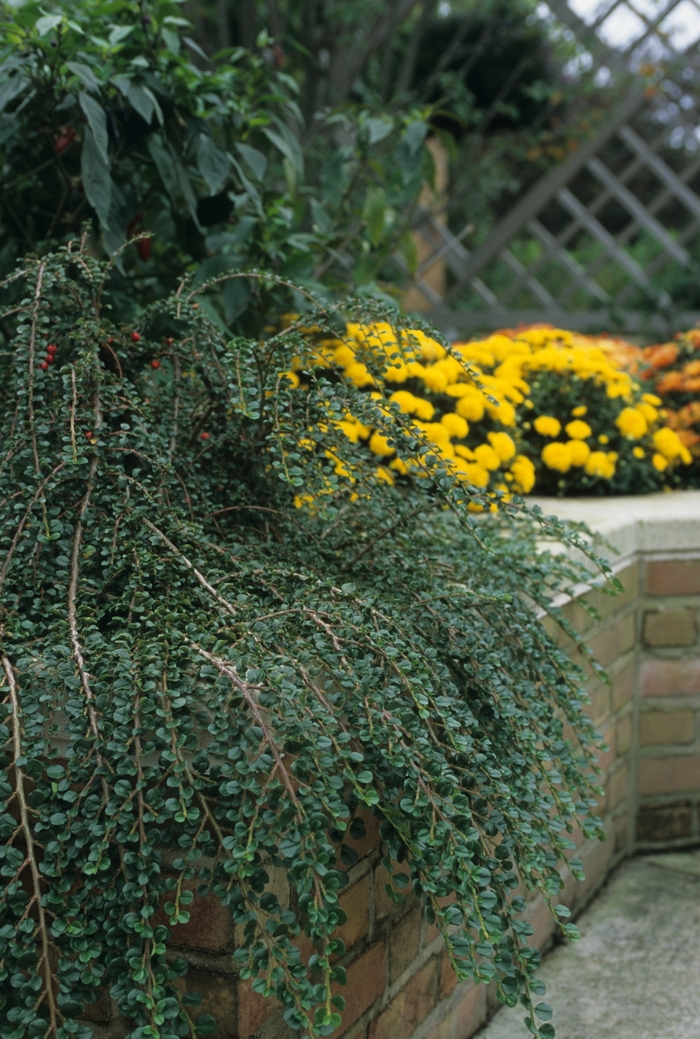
[0,245,610,1039]
[0,0,431,330]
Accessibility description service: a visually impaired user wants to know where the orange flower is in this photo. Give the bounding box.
[683,360,700,377]
[682,376,700,392]
[655,371,684,394]
[644,343,679,370]
[679,401,700,425]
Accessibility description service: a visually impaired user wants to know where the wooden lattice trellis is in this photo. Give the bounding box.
[410,0,700,337]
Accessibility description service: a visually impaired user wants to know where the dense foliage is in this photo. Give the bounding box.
[0,247,610,1039]
[296,321,691,498]
[0,0,431,328]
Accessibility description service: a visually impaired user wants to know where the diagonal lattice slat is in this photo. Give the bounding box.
[405,0,700,336]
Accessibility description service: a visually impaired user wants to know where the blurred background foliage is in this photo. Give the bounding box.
[0,0,606,332]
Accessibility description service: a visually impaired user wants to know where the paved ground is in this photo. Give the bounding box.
[477,850,700,1039]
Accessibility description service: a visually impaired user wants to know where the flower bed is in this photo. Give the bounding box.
[291,322,694,502]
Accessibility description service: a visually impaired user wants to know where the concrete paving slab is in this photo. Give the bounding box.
[477,856,700,1039]
[641,850,700,878]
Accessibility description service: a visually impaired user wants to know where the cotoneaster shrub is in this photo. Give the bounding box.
[290,322,691,501]
[0,247,612,1039]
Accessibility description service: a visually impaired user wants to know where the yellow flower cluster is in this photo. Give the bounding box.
[288,321,692,502]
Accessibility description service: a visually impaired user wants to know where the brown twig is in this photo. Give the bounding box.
[2,656,60,1035]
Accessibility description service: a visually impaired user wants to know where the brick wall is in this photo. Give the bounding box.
[637,557,700,845]
[90,496,700,1039]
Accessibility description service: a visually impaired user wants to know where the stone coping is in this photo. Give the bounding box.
[530,489,700,562]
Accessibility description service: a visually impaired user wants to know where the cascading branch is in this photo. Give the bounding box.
[0,247,611,1039]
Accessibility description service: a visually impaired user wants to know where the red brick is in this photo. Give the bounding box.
[238,977,281,1037]
[161,890,234,954]
[642,658,700,697]
[338,874,371,951]
[425,982,487,1039]
[637,800,692,842]
[332,941,387,1035]
[609,762,629,810]
[617,712,632,755]
[439,949,458,1000]
[374,862,413,921]
[525,895,557,950]
[80,991,111,1024]
[643,609,697,648]
[638,754,700,795]
[369,958,438,1039]
[588,613,636,667]
[612,656,636,710]
[388,905,422,984]
[639,709,695,745]
[348,809,382,862]
[613,809,630,855]
[575,831,615,904]
[177,969,237,1034]
[646,558,700,596]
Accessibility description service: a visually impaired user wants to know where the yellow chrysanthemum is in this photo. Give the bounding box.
[281,370,300,388]
[653,427,684,461]
[420,366,449,394]
[642,393,662,406]
[568,440,591,467]
[509,454,536,494]
[336,420,360,443]
[486,398,516,427]
[585,451,616,479]
[375,466,395,485]
[415,421,451,445]
[487,431,516,463]
[565,419,592,440]
[412,396,436,421]
[345,362,375,388]
[615,407,648,440]
[633,446,645,459]
[368,432,395,457]
[389,390,418,414]
[571,405,588,417]
[473,444,502,471]
[453,460,490,487]
[455,391,486,423]
[541,441,572,473]
[333,344,357,367]
[598,434,609,445]
[534,415,562,438]
[637,402,658,425]
[441,412,469,439]
[652,452,668,472]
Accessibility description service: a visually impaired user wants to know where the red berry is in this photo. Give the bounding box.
[136,235,152,262]
[200,432,210,440]
[131,331,141,342]
[107,337,115,345]
[166,337,174,346]
[54,126,77,156]
[46,355,55,364]
[39,361,49,370]
[85,431,92,438]
[47,343,58,354]
[151,360,160,369]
